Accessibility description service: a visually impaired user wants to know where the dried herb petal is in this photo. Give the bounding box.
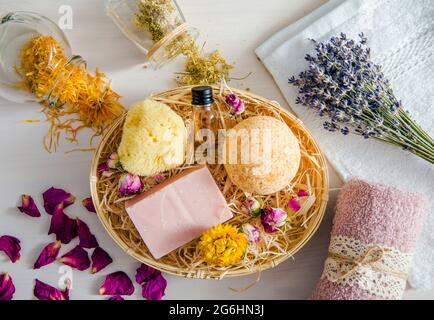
[141,274,167,300]
[135,264,161,285]
[82,197,96,213]
[34,279,69,300]
[77,218,98,248]
[48,203,78,244]
[43,187,75,215]
[0,273,15,300]
[18,194,41,217]
[59,245,90,271]
[99,271,134,296]
[33,241,61,269]
[91,247,113,274]
[0,235,21,263]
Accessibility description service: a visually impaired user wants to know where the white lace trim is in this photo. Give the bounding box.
[322,236,412,300]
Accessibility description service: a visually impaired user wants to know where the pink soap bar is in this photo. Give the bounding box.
[125,165,233,259]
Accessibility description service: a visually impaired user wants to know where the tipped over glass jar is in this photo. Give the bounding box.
[105,0,199,69]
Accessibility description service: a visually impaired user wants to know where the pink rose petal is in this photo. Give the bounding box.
[34,279,69,300]
[288,198,301,212]
[17,195,41,217]
[33,241,61,269]
[48,203,78,244]
[77,218,98,249]
[43,187,75,215]
[82,197,96,213]
[135,264,161,285]
[59,246,90,271]
[109,295,124,300]
[141,274,167,300]
[98,162,114,177]
[91,247,113,274]
[0,235,21,263]
[99,272,134,296]
[297,190,309,197]
[0,273,15,300]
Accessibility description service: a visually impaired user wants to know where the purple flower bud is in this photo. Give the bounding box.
[242,223,261,242]
[98,162,113,177]
[118,174,143,196]
[261,207,287,233]
[241,196,262,217]
[107,152,121,169]
[225,94,245,115]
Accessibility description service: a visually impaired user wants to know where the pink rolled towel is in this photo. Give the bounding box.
[311,178,428,300]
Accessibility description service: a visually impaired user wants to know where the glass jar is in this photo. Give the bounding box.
[105,0,199,69]
[0,11,86,105]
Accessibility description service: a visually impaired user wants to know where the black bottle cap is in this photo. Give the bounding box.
[191,86,214,106]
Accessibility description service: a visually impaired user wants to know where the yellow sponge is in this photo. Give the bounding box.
[118,99,187,176]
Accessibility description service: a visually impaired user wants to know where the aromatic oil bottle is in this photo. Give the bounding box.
[191,86,218,163]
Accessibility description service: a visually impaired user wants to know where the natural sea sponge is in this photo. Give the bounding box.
[118,100,186,176]
[224,116,300,195]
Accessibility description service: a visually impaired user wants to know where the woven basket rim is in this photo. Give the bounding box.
[90,85,329,279]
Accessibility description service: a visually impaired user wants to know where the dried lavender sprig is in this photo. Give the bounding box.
[289,33,434,164]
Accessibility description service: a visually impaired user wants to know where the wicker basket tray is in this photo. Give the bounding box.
[90,85,329,279]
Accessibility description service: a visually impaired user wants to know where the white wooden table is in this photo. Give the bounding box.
[0,0,432,300]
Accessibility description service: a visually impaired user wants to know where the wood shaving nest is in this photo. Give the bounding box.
[91,85,328,279]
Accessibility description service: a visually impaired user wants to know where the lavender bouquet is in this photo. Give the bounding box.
[289,33,434,164]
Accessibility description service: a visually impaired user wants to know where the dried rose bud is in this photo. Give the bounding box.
[242,223,261,242]
[141,274,167,300]
[77,219,98,249]
[297,190,309,197]
[34,279,69,300]
[43,187,75,215]
[99,271,134,296]
[288,198,301,212]
[154,175,166,184]
[261,207,288,233]
[118,174,143,196]
[240,196,262,217]
[17,195,41,217]
[0,235,21,263]
[48,203,78,244]
[225,94,246,115]
[109,295,124,300]
[107,152,121,170]
[135,264,161,285]
[33,241,61,269]
[0,273,15,300]
[59,246,90,271]
[91,247,113,274]
[98,162,113,178]
[82,197,96,213]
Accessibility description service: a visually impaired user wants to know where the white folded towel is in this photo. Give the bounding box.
[256,0,434,289]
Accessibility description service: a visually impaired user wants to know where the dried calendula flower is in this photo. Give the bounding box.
[99,272,135,296]
[199,224,247,267]
[34,279,69,300]
[43,187,76,215]
[0,273,15,300]
[16,35,125,152]
[0,235,21,263]
[77,218,98,249]
[59,246,90,271]
[33,241,61,269]
[91,247,113,274]
[17,195,41,217]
